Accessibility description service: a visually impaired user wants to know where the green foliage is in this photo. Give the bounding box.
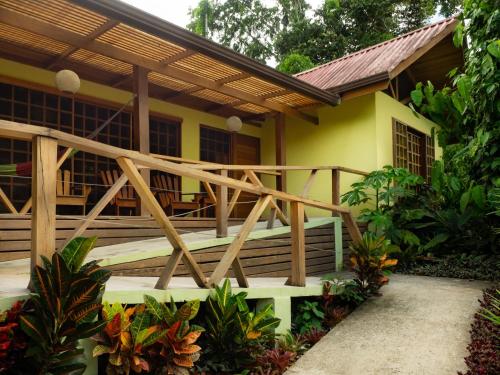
[276,53,315,74]
[20,237,111,375]
[143,295,203,373]
[407,254,500,281]
[92,303,163,374]
[479,290,500,326]
[187,0,459,65]
[292,300,324,334]
[200,279,280,373]
[350,233,398,296]
[277,330,307,355]
[410,0,499,190]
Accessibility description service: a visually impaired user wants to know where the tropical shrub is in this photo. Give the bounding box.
[276,330,306,355]
[199,279,280,373]
[458,288,500,375]
[407,254,500,281]
[256,348,296,374]
[292,300,324,334]
[20,237,111,375]
[321,277,366,307]
[0,301,28,374]
[143,295,203,374]
[299,327,326,347]
[92,302,163,374]
[349,232,398,296]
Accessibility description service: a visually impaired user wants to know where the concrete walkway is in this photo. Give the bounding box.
[286,275,490,375]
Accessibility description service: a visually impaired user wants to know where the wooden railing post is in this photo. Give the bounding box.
[331,168,340,215]
[31,136,57,270]
[286,201,306,286]
[216,169,228,238]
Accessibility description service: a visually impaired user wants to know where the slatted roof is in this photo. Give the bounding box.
[0,0,339,124]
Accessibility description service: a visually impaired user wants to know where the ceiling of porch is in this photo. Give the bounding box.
[0,0,340,124]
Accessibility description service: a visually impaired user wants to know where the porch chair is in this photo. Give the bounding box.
[56,170,91,215]
[99,170,136,215]
[152,174,200,217]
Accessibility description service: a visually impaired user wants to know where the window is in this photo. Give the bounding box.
[0,81,180,212]
[199,126,231,164]
[392,119,434,182]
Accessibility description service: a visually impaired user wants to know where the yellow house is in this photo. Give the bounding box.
[0,0,462,220]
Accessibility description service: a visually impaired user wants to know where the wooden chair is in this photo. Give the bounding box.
[56,170,91,214]
[153,174,200,216]
[100,170,136,215]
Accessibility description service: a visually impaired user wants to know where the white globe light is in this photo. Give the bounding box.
[226,116,242,132]
[55,69,80,94]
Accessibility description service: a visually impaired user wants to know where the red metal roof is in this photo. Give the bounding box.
[295,17,457,92]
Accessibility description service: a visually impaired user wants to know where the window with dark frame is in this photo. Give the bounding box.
[199,125,232,164]
[392,119,434,182]
[0,81,180,212]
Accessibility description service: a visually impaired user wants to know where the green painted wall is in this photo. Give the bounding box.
[0,58,263,200]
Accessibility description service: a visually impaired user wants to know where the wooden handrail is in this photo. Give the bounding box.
[0,119,363,290]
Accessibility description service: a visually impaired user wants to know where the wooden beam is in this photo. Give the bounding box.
[0,120,352,213]
[332,168,340,208]
[110,75,131,88]
[133,65,150,216]
[116,157,207,288]
[216,170,228,238]
[0,9,318,124]
[163,85,202,100]
[31,136,57,270]
[227,174,249,216]
[159,49,196,65]
[245,170,289,226]
[275,113,287,213]
[209,194,272,286]
[341,211,363,245]
[59,173,128,250]
[286,201,306,286]
[0,187,17,214]
[46,19,119,69]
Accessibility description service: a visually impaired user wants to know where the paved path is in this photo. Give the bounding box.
[286,275,490,375]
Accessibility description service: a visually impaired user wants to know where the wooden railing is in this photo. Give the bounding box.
[0,119,364,290]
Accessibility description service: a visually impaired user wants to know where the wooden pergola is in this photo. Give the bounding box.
[0,0,340,213]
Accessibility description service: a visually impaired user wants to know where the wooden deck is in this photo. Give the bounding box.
[0,216,346,278]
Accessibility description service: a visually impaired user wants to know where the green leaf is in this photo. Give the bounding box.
[471,185,485,209]
[61,237,97,272]
[453,22,463,47]
[410,88,423,106]
[460,190,470,213]
[487,40,500,58]
[20,314,46,344]
[424,233,450,250]
[92,344,112,357]
[144,294,164,321]
[175,299,200,321]
[142,328,167,347]
[130,312,151,340]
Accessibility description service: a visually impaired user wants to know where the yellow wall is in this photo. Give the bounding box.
[0,58,263,198]
[283,92,441,217]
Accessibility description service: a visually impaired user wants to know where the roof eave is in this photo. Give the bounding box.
[70,0,341,106]
[327,72,390,95]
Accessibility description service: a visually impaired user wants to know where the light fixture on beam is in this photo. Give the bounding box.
[55,69,80,94]
[226,115,242,132]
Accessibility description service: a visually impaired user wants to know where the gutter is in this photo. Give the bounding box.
[71,0,341,106]
[327,72,390,96]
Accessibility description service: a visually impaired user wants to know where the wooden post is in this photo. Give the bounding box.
[286,201,306,287]
[332,168,340,216]
[275,113,286,213]
[216,169,228,238]
[133,65,150,216]
[31,136,57,270]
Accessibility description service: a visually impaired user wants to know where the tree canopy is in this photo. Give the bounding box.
[187,0,462,72]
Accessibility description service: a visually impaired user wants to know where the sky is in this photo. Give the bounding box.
[119,0,325,29]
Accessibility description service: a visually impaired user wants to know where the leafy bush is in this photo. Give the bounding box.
[199,279,280,373]
[406,254,500,281]
[256,348,296,374]
[20,237,111,375]
[276,331,307,355]
[299,328,326,347]
[458,288,499,375]
[143,295,203,374]
[92,302,163,374]
[349,233,398,296]
[0,301,29,374]
[292,300,324,334]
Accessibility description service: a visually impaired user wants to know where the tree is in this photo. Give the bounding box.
[276,53,315,74]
